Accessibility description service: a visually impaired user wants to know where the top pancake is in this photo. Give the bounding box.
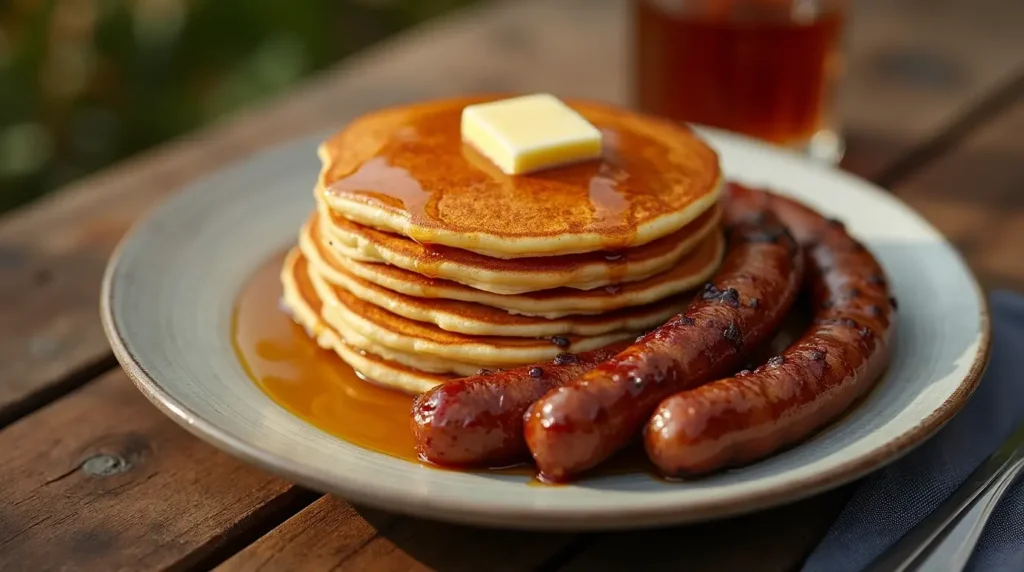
[319,95,722,259]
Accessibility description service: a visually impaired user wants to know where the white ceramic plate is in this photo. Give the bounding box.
[101,127,990,530]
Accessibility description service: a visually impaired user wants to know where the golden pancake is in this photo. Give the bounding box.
[302,216,712,337]
[319,201,721,295]
[319,95,722,258]
[306,260,635,367]
[307,214,725,318]
[335,324,486,377]
[279,248,451,394]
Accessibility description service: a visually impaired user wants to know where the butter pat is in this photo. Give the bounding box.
[461,94,603,175]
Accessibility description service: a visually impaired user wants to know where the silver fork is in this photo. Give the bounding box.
[864,422,1024,572]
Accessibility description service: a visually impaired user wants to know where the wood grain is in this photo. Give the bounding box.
[217,497,577,572]
[0,370,305,571]
[838,0,1024,177]
[4,0,1024,422]
[893,95,1024,291]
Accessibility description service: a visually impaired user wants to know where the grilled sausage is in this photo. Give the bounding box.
[412,348,619,467]
[523,197,805,482]
[644,184,896,476]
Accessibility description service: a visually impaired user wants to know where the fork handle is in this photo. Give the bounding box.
[910,456,1024,571]
[864,451,1023,572]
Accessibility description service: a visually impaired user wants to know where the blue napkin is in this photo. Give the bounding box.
[803,291,1024,572]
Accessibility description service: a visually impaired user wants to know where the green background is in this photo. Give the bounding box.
[0,0,480,213]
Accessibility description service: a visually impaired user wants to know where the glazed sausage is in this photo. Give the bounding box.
[644,184,896,476]
[412,348,618,467]
[523,199,805,482]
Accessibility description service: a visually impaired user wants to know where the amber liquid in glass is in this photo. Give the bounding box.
[634,1,844,150]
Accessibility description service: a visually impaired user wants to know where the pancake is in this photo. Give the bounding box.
[283,249,487,377]
[319,95,722,258]
[279,248,451,394]
[303,216,716,337]
[307,214,725,318]
[306,260,635,367]
[335,323,486,377]
[319,200,721,295]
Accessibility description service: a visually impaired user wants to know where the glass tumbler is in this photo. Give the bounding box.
[633,0,846,163]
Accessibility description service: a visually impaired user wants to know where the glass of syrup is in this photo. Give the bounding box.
[633,0,846,163]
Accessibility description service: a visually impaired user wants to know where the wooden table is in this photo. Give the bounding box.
[3,0,1023,569]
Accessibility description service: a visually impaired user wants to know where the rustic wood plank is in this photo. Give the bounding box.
[217,496,577,572]
[214,497,396,571]
[219,488,848,572]
[838,0,1024,177]
[0,370,308,571]
[893,94,1024,291]
[4,0,1024,422]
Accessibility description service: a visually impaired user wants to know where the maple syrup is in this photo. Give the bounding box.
[232,252,662,480]
[233,252,420,462]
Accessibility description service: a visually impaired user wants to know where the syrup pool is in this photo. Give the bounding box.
[232,252,420,462]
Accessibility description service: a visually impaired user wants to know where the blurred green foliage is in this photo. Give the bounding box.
[0,0,480,213]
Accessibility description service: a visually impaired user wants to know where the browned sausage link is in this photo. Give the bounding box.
[411,347,619,467]
[644,184,896,476]
[523,202,805,482]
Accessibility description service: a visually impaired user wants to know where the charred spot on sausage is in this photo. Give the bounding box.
[476,368,493,376]
[747,297,759,308]
[867,304,883,317]
[551,336,570,348]
[720,288,740,307]
[737,369,752,377]
[809,349,826,361]
[846,287,861,298]
[767,356,786,367]
[867,274,886,286]
[678,316,696,326]
[703,285,740,307]
[723,322,743,346]
[528,366,544,378]
[859,327,872,338]
[553,352,577,365]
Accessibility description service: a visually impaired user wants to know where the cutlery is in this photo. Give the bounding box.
[864,422,1024,572]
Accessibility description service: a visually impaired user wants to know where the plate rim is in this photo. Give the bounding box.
[98,128,993,530]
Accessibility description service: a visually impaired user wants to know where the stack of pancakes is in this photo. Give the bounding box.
[281,97,725,394]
